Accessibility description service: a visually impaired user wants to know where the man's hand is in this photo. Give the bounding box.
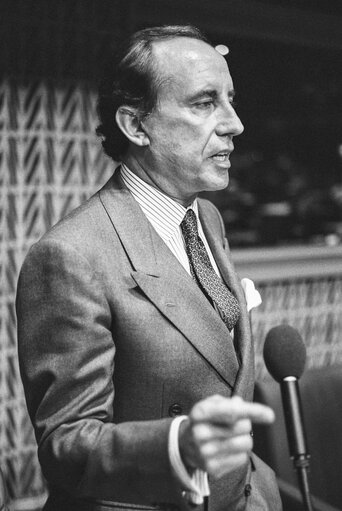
[178,394,275,479]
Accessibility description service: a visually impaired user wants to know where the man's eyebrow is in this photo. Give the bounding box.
[189,88,236,101]
[189,89,217,101]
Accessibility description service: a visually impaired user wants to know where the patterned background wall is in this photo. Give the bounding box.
[253,276,342,379]
[0,79,114,509]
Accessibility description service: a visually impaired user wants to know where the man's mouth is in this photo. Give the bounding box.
[211,151,230,162]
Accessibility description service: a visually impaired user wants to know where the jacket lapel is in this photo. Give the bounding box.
[99,172,239,389]
[198,200,255,398]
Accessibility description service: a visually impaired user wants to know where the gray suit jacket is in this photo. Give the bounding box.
[16,170,281,511]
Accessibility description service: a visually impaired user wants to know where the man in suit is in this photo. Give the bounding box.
[16,25,282,511]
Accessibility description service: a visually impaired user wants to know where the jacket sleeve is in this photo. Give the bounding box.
[16,238,178,505]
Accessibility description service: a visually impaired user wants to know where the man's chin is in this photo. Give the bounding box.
[203,174,229,192]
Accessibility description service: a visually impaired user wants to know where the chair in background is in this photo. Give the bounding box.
[254,364,342,511]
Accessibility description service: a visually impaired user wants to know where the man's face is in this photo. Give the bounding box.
[140,37,244,205]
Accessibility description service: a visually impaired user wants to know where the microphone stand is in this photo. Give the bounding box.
[296,460,314,511]
[281,377,314,511]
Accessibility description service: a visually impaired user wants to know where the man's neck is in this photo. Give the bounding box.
[122,154,197,208]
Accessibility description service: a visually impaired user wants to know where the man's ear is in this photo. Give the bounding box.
[115,106,150,147]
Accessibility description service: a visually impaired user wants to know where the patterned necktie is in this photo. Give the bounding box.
[181,209,240,331]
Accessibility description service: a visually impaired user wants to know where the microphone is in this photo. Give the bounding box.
[263,325,313,511]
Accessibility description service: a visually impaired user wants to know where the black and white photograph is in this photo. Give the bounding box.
[1,1,342,510]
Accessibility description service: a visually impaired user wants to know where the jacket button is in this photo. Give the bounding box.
[244,483,252,497]
[168,403,183,417]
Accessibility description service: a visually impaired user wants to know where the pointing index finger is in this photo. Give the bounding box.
[193,395,275,425]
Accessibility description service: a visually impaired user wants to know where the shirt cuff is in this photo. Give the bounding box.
[168,415,210,505]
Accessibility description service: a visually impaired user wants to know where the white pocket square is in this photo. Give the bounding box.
[241,278,262,312]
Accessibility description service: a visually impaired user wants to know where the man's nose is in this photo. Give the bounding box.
[216,107,244,137]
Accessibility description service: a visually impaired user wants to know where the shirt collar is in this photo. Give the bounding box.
[120,163,199,241]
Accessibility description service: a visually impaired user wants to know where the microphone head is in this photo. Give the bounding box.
[263,325,306,382]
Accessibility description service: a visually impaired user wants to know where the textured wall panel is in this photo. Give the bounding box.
[0,78,114,509]
[252,276,342,380]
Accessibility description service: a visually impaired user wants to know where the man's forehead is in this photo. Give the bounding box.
[152,37,231,91]
[152,36,215,61]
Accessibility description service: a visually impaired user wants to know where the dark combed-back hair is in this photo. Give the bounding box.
[96,25,209,161]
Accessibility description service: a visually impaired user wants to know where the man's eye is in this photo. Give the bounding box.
[194,100,214,109]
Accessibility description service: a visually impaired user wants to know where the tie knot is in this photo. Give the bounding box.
[181,209,198,239]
